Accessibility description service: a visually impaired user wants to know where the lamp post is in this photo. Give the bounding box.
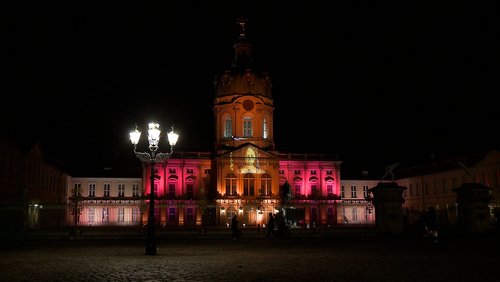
[69,185,83,236]
[130,122,179,255]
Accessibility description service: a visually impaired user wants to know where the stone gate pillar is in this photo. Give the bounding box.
[369,182,406,234]
[452,183,493,233]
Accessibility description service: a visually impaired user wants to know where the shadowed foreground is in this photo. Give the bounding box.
[0,233,498,281]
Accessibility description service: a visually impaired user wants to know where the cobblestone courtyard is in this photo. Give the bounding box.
[1,233,498,281]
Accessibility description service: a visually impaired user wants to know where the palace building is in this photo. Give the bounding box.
[65,18,373,230]
[3,18,496,233]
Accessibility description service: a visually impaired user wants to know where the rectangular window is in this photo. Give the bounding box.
[352,208,358,221]
[132,208,140,222]
[226,177,237,196]
[103,184,110,197]
[279,170,284,175]
[169,184,176,198]
[89,183,95,197]
[169,168,176,174]
[294,170,300,175]
[310,170,316,175]
[351,186,357,198]
[341,186,345,198]
[226,181,231,195]
[186,208,194,223]
[261,178,272,196]
[311,208,317,223]
[224,118,232,138]
[262,118,268,139]
[363,185,368,198]
[73,183,82,196]
[168,208,176,222]
[311,185,318,195]
[133,184,140,197]
[187,184,194,199]
[186,168,194,174]
[88,208,95,222]
[102,208,109,222]
[326,169,333,175]
[327,207,334,223]
[118,208,124,222]
[118,184,125,197]
[243,177,254,196]
[243,116,253,137]
[327,185,333,197]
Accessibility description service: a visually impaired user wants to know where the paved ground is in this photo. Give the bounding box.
[0,230,498,281]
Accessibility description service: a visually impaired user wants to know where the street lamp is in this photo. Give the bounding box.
[130,122,179,255]
[69,185,83,236]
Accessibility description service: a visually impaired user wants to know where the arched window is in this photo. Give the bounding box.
[224,116,232,138]
[243,116,253,137]
[261,173,272,196]
[243,173,254,196]
[225,173,237,196]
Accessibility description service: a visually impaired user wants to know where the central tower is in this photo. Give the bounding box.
[213,17,274,152]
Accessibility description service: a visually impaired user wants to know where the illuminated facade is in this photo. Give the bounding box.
[66,18,354,229]
[65,19,500,230]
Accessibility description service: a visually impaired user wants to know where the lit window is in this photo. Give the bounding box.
[243,116,253,137]
[243,173,254,196]
[103,184,110,197]
[226,173,237,196]
[118,208,124,222]
[118,184,125,197]
[89,183,95,197]
[263,118,268,139]
[224,116,232,138]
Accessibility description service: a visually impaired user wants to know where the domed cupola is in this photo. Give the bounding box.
[214,17,272,99]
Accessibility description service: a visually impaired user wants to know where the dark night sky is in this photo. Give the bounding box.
[5,2,499,176]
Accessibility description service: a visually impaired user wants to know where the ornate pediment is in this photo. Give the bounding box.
[217,143,278,174]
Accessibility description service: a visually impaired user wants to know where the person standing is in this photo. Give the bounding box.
[266,213,275,239]
[231,214,239,239]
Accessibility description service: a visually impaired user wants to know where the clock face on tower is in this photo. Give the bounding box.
[243,99,254,111]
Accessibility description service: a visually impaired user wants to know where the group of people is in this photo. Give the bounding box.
[230,211,289,240]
